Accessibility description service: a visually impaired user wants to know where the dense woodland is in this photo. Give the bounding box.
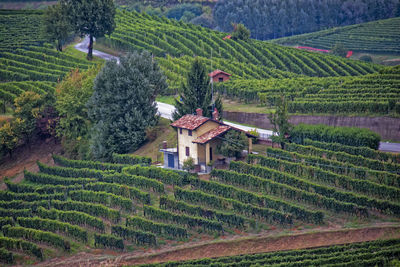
[214,0,400,40]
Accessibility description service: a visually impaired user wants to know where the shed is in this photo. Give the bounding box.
[208,70,231,83]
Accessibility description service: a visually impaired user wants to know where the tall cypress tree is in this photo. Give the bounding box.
[173,58,222,120]
[87,51,167,160]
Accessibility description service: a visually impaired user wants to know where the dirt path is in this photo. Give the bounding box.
[36,225,400,267]
[0,138,61,187]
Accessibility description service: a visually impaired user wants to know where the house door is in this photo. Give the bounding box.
[209,147,213,161]
[168,154,175,168]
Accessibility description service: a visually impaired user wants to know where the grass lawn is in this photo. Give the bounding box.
[132,117,177,163]
[156,95,176,105]
[64,39,105,64]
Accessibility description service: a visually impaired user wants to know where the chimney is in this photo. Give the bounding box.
[196,108,203,116]
[162,141,167,149]
[212,108,219,121]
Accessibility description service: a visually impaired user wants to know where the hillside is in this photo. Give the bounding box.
[1,140,400,264]
[97,10,383,94]
[273,17,400,55]
[0,10,99,108]
[215,65,400,115]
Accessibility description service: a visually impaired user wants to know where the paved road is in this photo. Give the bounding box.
[74,39,400,153]
[379,142,400,153]
[74,36,120,63]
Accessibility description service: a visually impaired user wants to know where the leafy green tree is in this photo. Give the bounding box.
[87,51,167,160]
[0,120,20,158]
[217,130,247,158]
[55,67,100,158]
[44,1,72,51]
[182,157,195,172]
[173,58,223,120]
[62,0,116,60]
[14,91,42,147]
[331,43,348,57]
[232,23,250,41]
[268,95,292,147]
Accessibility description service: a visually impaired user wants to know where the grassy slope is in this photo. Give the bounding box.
[132,117,177,163]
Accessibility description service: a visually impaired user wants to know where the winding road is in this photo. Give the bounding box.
[74,38,400,153]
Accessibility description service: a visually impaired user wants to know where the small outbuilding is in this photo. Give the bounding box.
[208,70,231,83]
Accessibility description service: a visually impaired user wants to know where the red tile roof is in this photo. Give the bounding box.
[193,125,231,144]
[208,69,232,78]
[170,114,210,130]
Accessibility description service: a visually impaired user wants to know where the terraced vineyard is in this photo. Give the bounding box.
[0,10,47,52]
[137,239,400,266]
[273,17,400,54]
[0,10,97,106]
[216,65,400,115]
[2,142,399,264]
[98,10,383,94]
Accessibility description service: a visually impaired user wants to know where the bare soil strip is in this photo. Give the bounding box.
[36,225,400,267]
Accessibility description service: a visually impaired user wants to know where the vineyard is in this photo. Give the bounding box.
[136,238,400,266]
[215,65,400,115]
[0,10,97,107]
[273,17,400,54]
[1,139,399,264]
[97,10,383,94]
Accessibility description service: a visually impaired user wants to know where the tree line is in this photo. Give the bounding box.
[213,0,400,40]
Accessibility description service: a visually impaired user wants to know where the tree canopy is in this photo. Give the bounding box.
[217,130,247,158]
[173,58,222,120]
[87,51,167,160]
[62,0,116,60]
[268,95,292,146]
[214,0,399,40]
[55,66,100,158]
[44,1,72,51]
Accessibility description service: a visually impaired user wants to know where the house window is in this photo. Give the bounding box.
[209,147,213,161]
[185,146,190,156]
[188,130,192,136]
[218,77,224,82]
[179,128,182,134]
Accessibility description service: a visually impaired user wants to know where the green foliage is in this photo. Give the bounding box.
[87,51,167,160]
[44,1,72,51]
[273,17,400,54]
[232,23,250,41]
[14,91,42,145]
[303,139,400,164]
[94,233,124,249]
[217,130,247,158]
[214,0,398,40]
[331,43,348,57]
[55,67,100,159]
[173,57,212,120]
[290,123,381,149]
[111,225,156,246]
[111,153,152,166]
[0,236,43,259]
[17,216,88,242]
[268,95,292,145]
[2,225,70,250]
[0,247,13,264]
[126,216,187,238]
[182,157,195,172]
[63,0,116,60]
[138,238,400,266]
[0,120,20,158]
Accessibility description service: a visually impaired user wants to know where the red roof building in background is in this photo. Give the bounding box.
[208,69,231,83]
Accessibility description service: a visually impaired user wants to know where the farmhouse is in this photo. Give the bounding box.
[161,108,254,172]
[208,69,231,83]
